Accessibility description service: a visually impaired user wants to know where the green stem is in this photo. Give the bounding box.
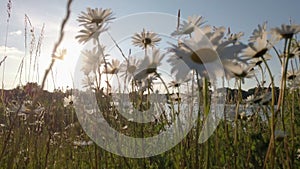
[262,55,276,169]
[202,77,210,169]
[233,78,242,169]
[280,38,293,132]
[155,72,175,122]
[195,72,201,169]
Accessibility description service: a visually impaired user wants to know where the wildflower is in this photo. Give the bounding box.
[171,15,205,36]
[82,76,95,89]
[223,59,255,81]
[132,29,161,49]
[238,111,247,120]
[102,59,120,74]
[76,25,108,44]
[53,48,67,60]
[249,22,267,42]
[168,27,218,80]
[76,8,114,44]
[227,31,244,43]
[287,70,300,80]
[271,24,300,40]
[280,45,300,58]
[168,26,246,81]
[242,32,271,59]
[77,8,115,27]
[248,55,271,66]
[246,92,271,105]
[81,46,106,75]
[246,95,255,102]
[63,95,76,107]
[134,48,165,81]
[119,57,140,83]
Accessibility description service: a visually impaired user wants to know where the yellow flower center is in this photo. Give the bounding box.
[190,48,218,64]
[91,18,103,25]
[143,38,152,46]
[253,48,268,58]
[127,65,136,74]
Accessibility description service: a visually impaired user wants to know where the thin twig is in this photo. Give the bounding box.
[32,0,73,106]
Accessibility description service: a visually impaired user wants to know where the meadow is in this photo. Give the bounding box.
[1,0,300,168]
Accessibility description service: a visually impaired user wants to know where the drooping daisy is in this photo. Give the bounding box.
[242,33,271,60]
[271,24,300,40]
[134,48,165,81]
[132,29,161,49]
[81,46,106,75]
[248,54,272,66]
[222,59,255,81]
[280,44,300,59]
[102,59,120,74]
[77,8,115,27]
[287,70,300,80]
[76,25,108,44]
[171,15,205,36]
[249,22,267,42]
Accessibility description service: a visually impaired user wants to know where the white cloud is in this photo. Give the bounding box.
[0,46,24,60]
[9,30,22,36]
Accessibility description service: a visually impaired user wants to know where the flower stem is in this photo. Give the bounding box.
[233,78,242,169]
[262,55,276,169]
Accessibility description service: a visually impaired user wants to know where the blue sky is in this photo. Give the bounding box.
[0,0,300,90]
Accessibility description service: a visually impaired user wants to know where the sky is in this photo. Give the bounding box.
[0,0,300,91]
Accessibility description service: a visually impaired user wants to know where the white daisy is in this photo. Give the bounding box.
[249,22,267,42]
[168,26,246,81]
[64,95,76,107]
[242,30,271,60]
[132,29,161,49]
[271,24,300,39]
[82,76,95,89]
[287,70,300,80]
[280,44,300,58]
[222,59,255,81]
[77,8,115,27]
[227,31,244,43]
[119,57,140,83]
[134,48,165,81]
[168,27,217,81]
[81,46,106,75]
[76,24,108,44]
[171,15,205,36]
[102,59,120,74]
